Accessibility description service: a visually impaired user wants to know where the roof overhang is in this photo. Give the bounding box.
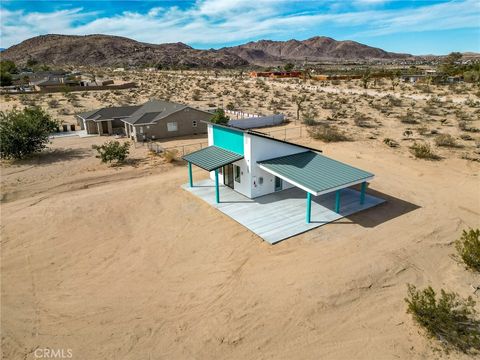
[257,151,374,196]
[182,145,243,172]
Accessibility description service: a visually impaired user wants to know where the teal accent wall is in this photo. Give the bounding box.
[212,125,244,155]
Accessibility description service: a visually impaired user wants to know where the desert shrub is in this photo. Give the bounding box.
[459,121,480,133]
[93,140,130,164]
[399,110,419,124]
[48,99,59,108]
[383,138,399,148]
[162,149,178,163]
[410,143,440,160]
[302,108,318,126]
[308,125,350,142]
[0,107,58,159]
[435,134,461,147]
[455,228,480,272]
[209,108,230,125]
[353,112,375,128]
[405,284,480,354]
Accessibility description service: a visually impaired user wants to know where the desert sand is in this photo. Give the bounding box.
[1,128,479,359]
[1,72,480,359]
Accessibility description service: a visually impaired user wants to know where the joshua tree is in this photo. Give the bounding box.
[292,94,307,122]
[362,68,372,89]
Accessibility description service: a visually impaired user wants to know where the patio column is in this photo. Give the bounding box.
[188,162,193,187]
[335,190,341,213]
[306,192,312,224]
[360,181,367,205]
[214,168,220,203]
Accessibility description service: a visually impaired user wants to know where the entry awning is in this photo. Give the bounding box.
[258,151,374,196]
[182,145,243,171]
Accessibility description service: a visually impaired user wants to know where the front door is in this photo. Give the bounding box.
[274,176,283,191]
[101,121,109,134]
[223,164,234,189]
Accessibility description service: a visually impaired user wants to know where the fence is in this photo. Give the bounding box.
[142,140,208,156]
[229,114,285,129]
[259,126,306,141]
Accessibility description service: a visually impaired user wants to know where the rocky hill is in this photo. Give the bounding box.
[2,34,248,68]
[223,36,411,65]
[3,34,412,68]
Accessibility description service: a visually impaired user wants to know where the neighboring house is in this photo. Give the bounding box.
[76,99,212,140]
[183,123,375,224]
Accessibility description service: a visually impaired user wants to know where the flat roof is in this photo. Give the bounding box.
[258,151,374,196]
[182,146,243,171]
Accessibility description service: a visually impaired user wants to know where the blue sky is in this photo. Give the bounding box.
[1,0,479,54]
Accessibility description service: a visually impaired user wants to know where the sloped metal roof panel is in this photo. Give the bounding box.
[258,151,374,195]
[182,146,243,171]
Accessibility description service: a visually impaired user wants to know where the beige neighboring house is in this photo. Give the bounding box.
[76,99,212,141]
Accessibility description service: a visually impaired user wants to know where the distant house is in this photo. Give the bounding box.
[249,71,303,79]
[76,99,213,141]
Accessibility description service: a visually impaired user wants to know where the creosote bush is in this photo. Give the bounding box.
[455,228,480,272]
[405,284,480,354]
[93,140,130,164]
[308,125,350,142]
[410,143,440,160]
[0,107,58,159]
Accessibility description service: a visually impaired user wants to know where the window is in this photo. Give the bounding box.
[192,120,197,127]
[234,165,241,183]
[139,126,144,134]
[167,122,178,132]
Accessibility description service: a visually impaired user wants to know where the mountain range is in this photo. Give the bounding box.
[3,34,413,68]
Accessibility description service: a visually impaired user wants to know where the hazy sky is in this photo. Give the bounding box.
[1,0,479,54]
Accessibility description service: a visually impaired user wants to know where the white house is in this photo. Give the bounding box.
[183,123,375,224]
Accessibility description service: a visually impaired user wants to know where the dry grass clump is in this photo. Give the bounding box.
[410,143,440,160]
[399,110,419,124]
[434,134,462,148]
[308,124,350,142]
[162,149,178,163]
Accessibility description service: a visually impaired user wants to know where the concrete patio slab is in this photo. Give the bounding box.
[182,179,385,244]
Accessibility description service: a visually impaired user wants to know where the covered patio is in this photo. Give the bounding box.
[182,179,384,244]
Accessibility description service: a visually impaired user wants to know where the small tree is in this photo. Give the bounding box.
[362,68,371,89]
[0,107,58,159]
[0,71,13,86]
[405,284,480,353]
[210,108,230,125]
[93,141,130,164]
[456,228,480,272]
[284,63,295,72]
[292,94,307,121]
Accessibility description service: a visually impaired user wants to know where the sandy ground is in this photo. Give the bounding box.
[1,130,479,359]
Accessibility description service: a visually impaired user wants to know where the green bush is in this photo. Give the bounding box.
[93,141,130,164]
[410,143,440,160]
[209,108,230,125]
[308,125,350,142]
[0,107,58,159]
[456,229,480,272]
[405,284,480,353]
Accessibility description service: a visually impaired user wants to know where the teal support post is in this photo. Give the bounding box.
[214,168,220,203]
[360,181,367,205]
[188,162,193,187]
[335,190,341,213]
[306,192,312,224]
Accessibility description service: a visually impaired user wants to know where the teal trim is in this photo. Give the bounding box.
[188,162,193,187]
[212,125,244,155]
[335,190,341,213]
[215,168,220,203]
[306,193,311,223]
[360,181,367,204]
